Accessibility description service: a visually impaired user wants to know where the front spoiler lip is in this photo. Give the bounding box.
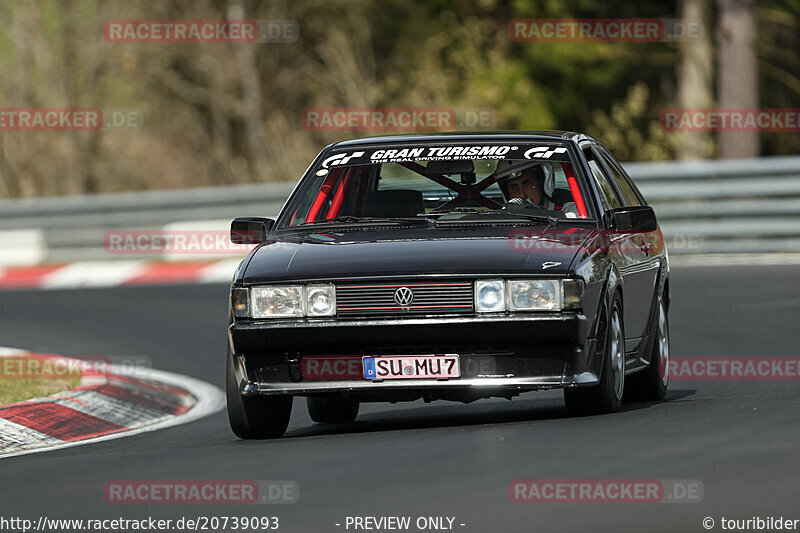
[240,372,599,396]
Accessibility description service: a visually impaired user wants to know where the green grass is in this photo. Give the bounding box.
[0,357,82,405]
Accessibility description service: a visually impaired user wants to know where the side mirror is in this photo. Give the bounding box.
[230,217,274,244]
[606,206,657,232]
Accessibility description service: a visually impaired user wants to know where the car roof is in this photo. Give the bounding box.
[329,130,596,148]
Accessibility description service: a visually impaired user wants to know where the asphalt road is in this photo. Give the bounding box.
[0,265,798,533]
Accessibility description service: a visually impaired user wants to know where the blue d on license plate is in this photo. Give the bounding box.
[362,355,460,380]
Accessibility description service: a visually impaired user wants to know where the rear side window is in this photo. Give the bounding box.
[583,148,621,210]
[597,148,642,206]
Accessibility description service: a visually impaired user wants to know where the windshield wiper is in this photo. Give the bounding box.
[298,215,433,227]
[426,209,560,228]
[429,207,489,214]
[498,212,561,227]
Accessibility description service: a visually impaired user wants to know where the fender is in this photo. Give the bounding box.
[582,262,623,381]
[593,262,622,337]
[637,257,669,368]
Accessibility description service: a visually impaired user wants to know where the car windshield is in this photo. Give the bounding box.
[280,142,592,228]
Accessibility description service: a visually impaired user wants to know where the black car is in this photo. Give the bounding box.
[226,131,670,438]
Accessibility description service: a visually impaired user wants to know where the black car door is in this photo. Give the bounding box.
[583,145,656,355]
[595,145,660,353]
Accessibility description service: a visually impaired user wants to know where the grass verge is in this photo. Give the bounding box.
[0,356,82,404]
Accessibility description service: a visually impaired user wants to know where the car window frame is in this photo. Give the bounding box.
[582,146,622,211]
[594,145,646,207]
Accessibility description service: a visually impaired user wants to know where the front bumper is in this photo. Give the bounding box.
[229,313,598,398]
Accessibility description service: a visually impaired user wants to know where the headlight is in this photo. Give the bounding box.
[507,280,561,311]
[251,285,304,318]
[475,279,506,313]
[305,284,336,316]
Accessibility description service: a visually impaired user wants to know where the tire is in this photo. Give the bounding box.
[624,297,669,402]
[226,350,292,439]
[307,396,359,424]
[564,294,625,416]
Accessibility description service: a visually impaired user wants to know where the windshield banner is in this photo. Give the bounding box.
[322,144,572,167]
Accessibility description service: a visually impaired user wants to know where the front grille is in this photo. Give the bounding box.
[336,281,474,316]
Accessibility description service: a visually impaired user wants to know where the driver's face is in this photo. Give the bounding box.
[506,171,543,203]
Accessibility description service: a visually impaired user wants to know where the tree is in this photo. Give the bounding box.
[678,0,714,160]
[717,0,759,158]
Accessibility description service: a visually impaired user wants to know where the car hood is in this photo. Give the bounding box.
[242,227,598,283]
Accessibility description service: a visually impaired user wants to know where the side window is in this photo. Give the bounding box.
[583,148,621,210]
[597,148,642,206]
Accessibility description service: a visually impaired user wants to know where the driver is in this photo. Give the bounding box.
[495,161,579,218]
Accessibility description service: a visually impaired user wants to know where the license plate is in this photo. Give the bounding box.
[362,355,460,380]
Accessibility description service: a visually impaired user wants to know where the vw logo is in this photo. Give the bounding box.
[393,286,414,306]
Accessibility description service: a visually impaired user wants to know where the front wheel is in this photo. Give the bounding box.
[565,294,625,416]
[226,350,292,439]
